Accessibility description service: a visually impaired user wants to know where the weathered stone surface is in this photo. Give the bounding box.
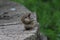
[0,24,39,40]
[0,1,47,40]
[0,0,10,7]
[40,33,48,40]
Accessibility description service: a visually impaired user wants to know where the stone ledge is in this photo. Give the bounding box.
[0,24,40,40]
[0,1,48,40]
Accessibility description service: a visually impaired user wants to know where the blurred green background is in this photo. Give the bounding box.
[11,0,60,40]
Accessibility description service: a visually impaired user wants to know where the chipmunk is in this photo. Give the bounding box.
[21,13,35,30]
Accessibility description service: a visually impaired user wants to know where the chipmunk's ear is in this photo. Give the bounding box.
[28,13,31,17]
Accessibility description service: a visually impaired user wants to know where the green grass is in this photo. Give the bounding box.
[11,0,60,40]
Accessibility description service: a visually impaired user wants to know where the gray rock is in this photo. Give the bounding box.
[0,1,47,40]
[0,0,10,7]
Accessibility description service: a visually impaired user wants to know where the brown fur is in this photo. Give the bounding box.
[21,13,35,30]
[21,13,33,24]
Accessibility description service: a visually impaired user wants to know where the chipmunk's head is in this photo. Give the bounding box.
[21,13,32,24]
